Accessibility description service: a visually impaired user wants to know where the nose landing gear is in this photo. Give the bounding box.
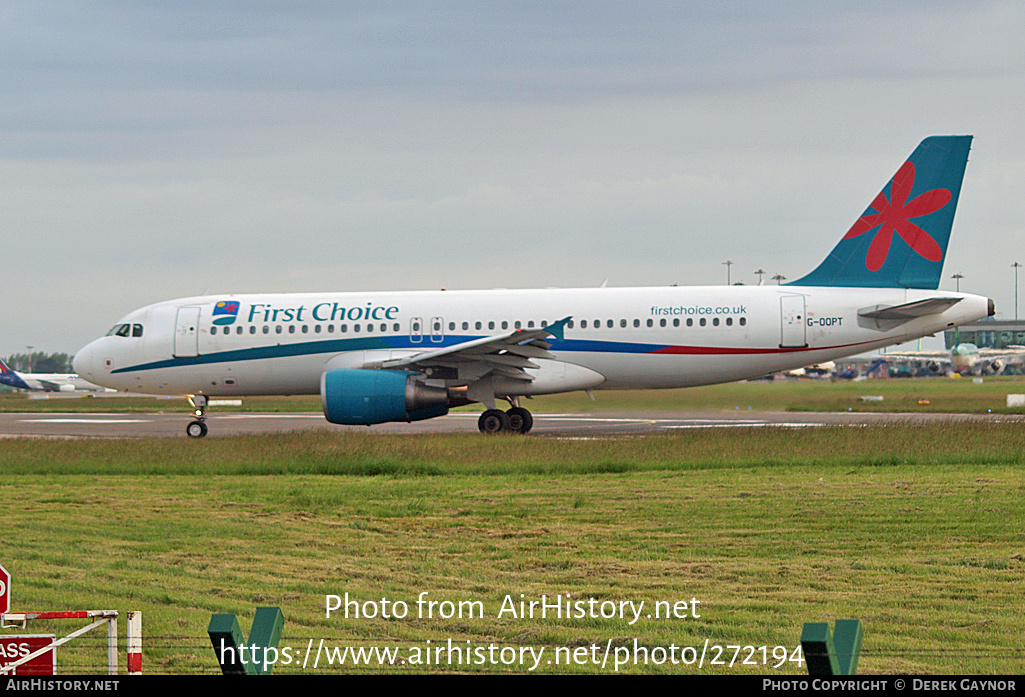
[186,394,208,438]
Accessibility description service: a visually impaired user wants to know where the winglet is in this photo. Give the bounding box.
[542,316,573,342]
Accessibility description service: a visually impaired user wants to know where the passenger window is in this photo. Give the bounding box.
[660,319,666,327]
[686,318,692,327]
[514,321,521,329]
[475,321,482,330]
[250,326,256,334]
[607,319,613,328]
[581,320,588,328]
[700,318,706,327]
[739,317,747,326]
[462,322,468,330]
[713,318,719,326]
[501,321,508,330]
[726,317,733,326]
[236,326,242,334]
[633,319,640,328]
[276,326,283,334]
[289,325,296,334]
[354,324,361,333]
[263,326,270,334]
[489,321,495,330]
[211,327,217,335]
[393,323,400,332]
[620,319,627,328]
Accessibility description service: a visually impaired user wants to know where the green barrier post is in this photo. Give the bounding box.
[208,607,284,675]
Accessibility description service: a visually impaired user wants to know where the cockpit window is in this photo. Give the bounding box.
[105,323,142,338]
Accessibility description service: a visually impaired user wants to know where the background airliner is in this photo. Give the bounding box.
[73,136,993,437]
[0,357,109,393]
[883,342,1025,376]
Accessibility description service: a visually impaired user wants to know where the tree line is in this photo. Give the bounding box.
[4,352,74,373]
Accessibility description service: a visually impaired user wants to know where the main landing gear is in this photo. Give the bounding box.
[186,394,208,438]
[477,406,534,434]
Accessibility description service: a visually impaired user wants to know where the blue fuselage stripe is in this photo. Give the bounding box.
[109,336,667,374]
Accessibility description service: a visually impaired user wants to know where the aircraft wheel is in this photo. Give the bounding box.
[478,409,511,434]
[506,407,533,434]
[186,420,208,438]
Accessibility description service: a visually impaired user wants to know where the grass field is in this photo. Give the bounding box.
[2,408,1024,674]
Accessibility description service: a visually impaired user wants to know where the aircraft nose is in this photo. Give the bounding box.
[73,342,97,378]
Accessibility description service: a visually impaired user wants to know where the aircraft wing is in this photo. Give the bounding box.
[380,316,571,383]
[879,349,953,376]
[882,349,950,360]
[971,348,1025,374]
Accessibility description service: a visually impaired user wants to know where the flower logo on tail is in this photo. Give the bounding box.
[843,161,951,271]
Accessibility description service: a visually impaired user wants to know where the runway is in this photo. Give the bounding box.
[2,408,1023,439]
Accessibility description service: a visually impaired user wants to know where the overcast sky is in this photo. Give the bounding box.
[3,1,1024,357]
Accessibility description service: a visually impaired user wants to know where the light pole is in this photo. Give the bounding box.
[1014,262,1022,320]
[951,273,964,292]
[26,346,33,373]
[772,273,786,285]
[754,268,766,286]
[722,259,733,285]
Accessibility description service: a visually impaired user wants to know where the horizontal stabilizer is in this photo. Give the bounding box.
[858,297,962,321]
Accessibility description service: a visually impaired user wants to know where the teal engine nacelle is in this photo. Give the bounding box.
[320,369,450,425]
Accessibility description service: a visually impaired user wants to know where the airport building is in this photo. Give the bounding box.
[944,319,1025,349]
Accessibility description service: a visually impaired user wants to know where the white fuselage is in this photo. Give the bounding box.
[73,285,991,398]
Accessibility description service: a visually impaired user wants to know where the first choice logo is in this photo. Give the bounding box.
[246,302,400,323]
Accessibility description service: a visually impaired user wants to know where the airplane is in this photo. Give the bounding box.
[881,342,1025,376]
[72,135,994,437]
[786,361,836,378]
[0,357,110,393]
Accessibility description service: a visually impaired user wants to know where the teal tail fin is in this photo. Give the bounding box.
[790,135,972,289]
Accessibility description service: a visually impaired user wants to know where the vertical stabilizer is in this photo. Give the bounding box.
[0,358,32,390]
[790,135,972,289]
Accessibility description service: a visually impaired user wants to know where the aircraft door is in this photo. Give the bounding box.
[174,306,201,357]
[431,316,444,343]
[410,317,423,343]
[780,296,808,348]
